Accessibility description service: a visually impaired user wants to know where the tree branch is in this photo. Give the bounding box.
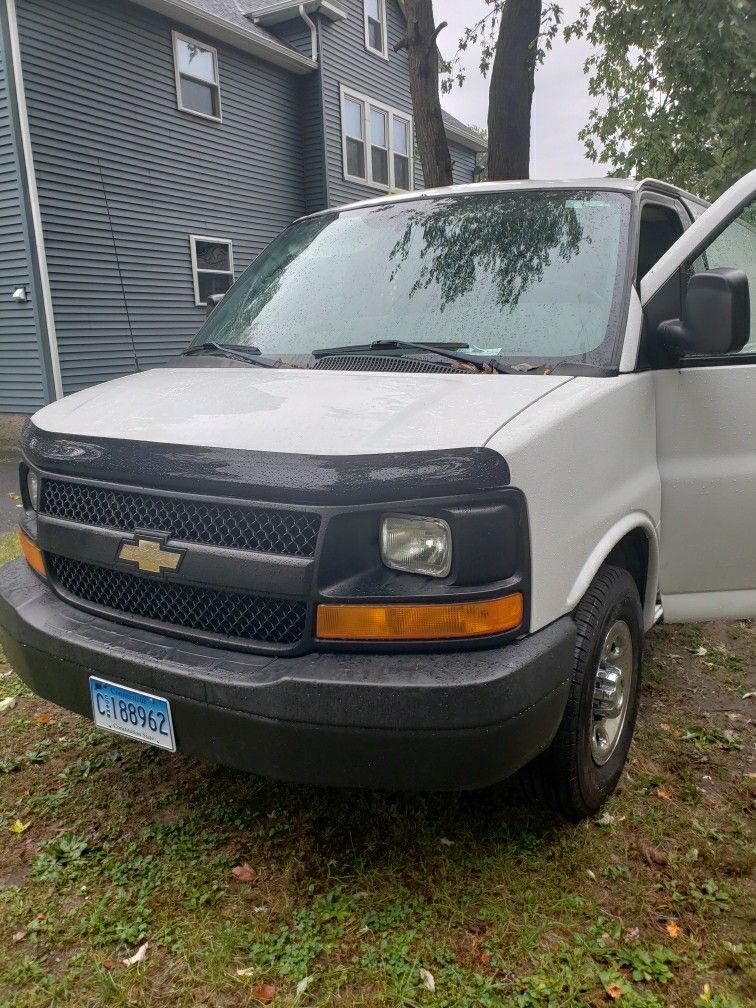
[427,20,448,52]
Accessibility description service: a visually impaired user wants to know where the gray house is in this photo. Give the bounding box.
[0,0,484,415]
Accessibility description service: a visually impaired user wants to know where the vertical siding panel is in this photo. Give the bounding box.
[0,6,47,412]
[16,0,307,395]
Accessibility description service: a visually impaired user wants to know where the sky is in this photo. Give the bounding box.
[435,0,602,179]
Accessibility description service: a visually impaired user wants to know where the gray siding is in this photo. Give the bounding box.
[268,16,313,59]
[16,0,307,395]
[300,65,328,213]
[449,140,477,186]
[269,18,328,213]
[415,139,478,189]
[318,2,480,207]
[0,8,47,412]
[320,0,417,206]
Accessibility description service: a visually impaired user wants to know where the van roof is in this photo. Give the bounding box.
[304,177,708,220]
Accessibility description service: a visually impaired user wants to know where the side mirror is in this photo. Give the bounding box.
[657,267,750,359]
[206,293,225,316]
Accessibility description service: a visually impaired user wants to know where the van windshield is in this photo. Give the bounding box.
[191,190,631,369]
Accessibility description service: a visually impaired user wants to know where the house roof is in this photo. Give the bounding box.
[245,0,347,23]
[440,110,486,153]
[130,0,318,71]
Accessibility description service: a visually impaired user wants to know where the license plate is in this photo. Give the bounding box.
[89,677,176,752]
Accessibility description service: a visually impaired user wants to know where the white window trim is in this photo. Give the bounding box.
[363,0,389,60]
[189,234,234,306]
[340,86,414,194]
[172,30,223,123]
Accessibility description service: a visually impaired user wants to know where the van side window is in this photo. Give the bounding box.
[690,199,756,354]
[636,203,685,285]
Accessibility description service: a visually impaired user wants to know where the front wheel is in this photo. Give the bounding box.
[522,565,643,820]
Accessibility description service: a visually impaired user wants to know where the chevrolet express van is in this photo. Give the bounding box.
[1,171,754,819]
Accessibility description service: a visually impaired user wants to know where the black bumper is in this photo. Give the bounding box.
[0,559,574,790]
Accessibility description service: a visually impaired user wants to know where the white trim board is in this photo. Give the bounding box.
[6,0,62,400]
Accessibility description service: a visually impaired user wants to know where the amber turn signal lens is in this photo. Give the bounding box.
[17,527,46,579]
[316,593,523,641]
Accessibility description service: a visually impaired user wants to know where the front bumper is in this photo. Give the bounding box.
[0,559,574,790]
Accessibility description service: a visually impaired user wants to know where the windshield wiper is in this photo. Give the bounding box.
[313,340,470,357]
[312,339,520,374]
[182,342,280,369]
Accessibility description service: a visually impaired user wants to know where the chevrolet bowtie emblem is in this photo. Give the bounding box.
[118,537,183,575]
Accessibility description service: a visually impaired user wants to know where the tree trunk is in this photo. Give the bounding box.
[396,0,452,188]
[488,0,542,180]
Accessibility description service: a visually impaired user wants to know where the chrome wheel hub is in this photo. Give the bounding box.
[591,620,633,766]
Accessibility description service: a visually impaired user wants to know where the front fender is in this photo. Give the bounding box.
[566,513,659,631]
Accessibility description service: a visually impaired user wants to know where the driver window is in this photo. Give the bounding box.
[636,203,685,285]
[690,200,756,353]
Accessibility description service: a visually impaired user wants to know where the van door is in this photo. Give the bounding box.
[640,170,756,621]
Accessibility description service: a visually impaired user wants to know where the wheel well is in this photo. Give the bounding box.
[605,528,650,610]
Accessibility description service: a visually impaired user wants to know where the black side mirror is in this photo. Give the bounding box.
[657,267,750,359]
[206,293,225,316]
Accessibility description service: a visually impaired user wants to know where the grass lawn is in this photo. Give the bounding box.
[0,536,753,1008]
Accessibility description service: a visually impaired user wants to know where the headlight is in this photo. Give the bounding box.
[27,470,40,511]
[380,514,452,578]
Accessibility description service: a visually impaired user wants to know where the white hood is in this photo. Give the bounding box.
[32,366,573,455]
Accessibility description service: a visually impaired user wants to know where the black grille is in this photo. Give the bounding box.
[314,354,455,374]
[40,479,320,558]
[48,554,307,646]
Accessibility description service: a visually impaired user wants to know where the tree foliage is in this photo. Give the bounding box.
[442,1,562,91]
[566,0,755,199]
[442,2,562,180]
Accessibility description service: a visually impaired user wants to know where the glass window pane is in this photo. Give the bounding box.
[370,108,387,148]
[177,39,216,82]
[198,272,232,303]
[394,118,409,156]
[394,153,410,191]
[368,18,383,51]
[691,200,756,352]
[367,0,380,19]
[195,241,230,271]
[192,191,631,365]
[371,146,389,185]
[346,137,366,178]
[180,77,218,117]
[344,98,363,139]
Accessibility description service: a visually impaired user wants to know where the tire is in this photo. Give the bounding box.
[520,565,643,821]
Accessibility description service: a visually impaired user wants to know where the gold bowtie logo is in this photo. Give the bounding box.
[118,537,183,575]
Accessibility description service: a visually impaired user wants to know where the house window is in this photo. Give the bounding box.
[393,116,411,191]
[344,97,366,178]
[341,88,414,192]
[364,0,388,57]
[190,236,234,305]
[370,108,389,185]
[173,31,221,121]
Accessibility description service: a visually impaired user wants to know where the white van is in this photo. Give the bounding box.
[1,171,754,819]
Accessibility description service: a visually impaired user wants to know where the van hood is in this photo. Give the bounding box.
[32,366,573,455]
